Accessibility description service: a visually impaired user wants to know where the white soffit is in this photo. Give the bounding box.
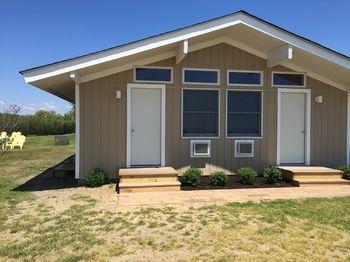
[21,11,350,85]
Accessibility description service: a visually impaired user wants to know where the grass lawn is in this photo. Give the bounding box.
[0,135,350,261]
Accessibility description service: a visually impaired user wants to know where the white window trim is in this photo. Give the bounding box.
[134,66,173,84]
[272,71,306,88]
[126,83,166,168]
[182,68,220,85]
[190,140,211,158]
[234,140,254,158]
[225,89,263,139]
[227,69,263,87]
[276,88,311,165]
[181,87,220,139]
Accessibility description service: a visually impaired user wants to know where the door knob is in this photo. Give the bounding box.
[131,129,135,133]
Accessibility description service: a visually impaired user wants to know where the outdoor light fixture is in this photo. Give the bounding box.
[315,95,323,104]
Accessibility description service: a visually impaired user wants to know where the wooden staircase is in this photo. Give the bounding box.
[118,167,181,193]
[279,166,350,187]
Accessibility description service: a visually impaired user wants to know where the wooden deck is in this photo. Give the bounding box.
[118,167,181,193]
[279,166,350,187]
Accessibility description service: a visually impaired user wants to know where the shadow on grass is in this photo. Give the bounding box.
[12,156,80,192]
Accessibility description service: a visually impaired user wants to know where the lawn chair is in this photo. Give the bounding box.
[12,135,26,150]
[0,132,7,150]
[5,132,22,150]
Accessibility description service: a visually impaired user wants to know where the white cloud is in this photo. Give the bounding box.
[0,100,5,106]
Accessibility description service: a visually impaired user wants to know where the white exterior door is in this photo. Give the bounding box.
[130,87,162,166]
[279,91,308,164]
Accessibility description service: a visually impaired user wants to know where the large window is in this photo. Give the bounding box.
[183,68,219,85]
[272,72,305,87]
[134,66,172,83]
[227,90,262,138]
[228,70,262,86]
[182,89,219,138]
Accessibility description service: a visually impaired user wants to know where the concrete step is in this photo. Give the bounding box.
[293,174,342,180]
[119,181,181,193]
[292,178,350,187]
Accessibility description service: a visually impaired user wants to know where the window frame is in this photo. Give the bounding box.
[225,89,263,139]
[234,140,254,158]
[182,68,220,85]
[181,88,220,139]
[190,140,211,158]
[227,70,263,87]
[134,66,173,84]
[271,71,306,88]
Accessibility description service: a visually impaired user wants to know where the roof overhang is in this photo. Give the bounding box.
[20,11,350,102]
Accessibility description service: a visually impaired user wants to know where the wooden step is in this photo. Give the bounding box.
[119,181,181,193]
[292,178,350,187]
[119,167,178,177]
[120,176,178,183]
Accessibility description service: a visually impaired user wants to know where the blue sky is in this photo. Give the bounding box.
[1,0,349,115]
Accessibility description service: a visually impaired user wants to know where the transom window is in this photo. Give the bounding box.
[272,72,305,87]
[182,89,219,138]
[227,90,262,138]
[134,66,172,83]
[228,70,262,86]
[183,68,219,85]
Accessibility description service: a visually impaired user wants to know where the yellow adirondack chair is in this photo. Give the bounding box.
[12,135,26,149]
[0,132,7,150]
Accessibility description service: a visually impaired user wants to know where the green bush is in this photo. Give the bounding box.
[181,168,202,187]
[337,165,350,180]
[209,171,228,186]
[237,167,257,185]
[86,168,108,187]
[263,166,282,184]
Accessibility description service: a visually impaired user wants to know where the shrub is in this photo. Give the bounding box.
[263,166,282,184]
[209,171,228,186]
[337,165,350,180]
[237,167,257,185]
[181,168,202,187]
[86,168,108,187]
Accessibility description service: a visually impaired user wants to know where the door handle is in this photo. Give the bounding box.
[131,129,135,133]
[301,130,305,134]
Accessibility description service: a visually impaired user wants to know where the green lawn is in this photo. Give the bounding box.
[0,135,350,261]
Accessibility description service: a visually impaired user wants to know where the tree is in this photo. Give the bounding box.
[0,105,21,133]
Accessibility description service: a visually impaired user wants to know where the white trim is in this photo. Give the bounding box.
[74,82,80,179]
[227,69,263,87]
[181,87,220,139]
[190,140,211,158]
[347,92,350,165]
[22,12,350,85]
[126,83,166,167]
[277,88,311,165]
[176,39,189,64]
[267,44,293,68]
[133,66,173,84]
[272,71,306,88]
[234,140,254,158]
[182,68,220,85]
[225,89,263,139]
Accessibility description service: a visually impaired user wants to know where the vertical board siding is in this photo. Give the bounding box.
[79,43,347,178]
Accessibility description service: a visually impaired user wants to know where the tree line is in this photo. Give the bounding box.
[0,105,75,136]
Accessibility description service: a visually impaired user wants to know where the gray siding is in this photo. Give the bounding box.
[79,43,347,178]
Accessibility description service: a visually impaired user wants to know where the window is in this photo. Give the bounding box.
[182,89,219,138]
[227,90,262,137]
[228,70,262,86]
[234,140,254,157]
[183,68,219,84]
[190,140,211,158]
[272,72,305,87]
[134,66,172,83]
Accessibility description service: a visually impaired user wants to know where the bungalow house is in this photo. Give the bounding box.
[20,11,350,192]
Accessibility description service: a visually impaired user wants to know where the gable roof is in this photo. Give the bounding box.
[20,10,350,102]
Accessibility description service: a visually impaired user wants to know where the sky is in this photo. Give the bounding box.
[1,0,349,115]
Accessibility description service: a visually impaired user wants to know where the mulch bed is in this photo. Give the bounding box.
[181,175,294,191]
